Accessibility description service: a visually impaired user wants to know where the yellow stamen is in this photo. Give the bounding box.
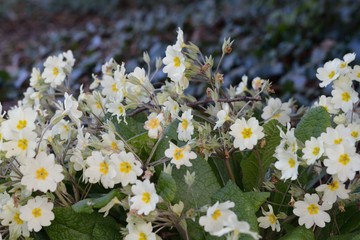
[173,148,184,161]
[138,232,147,240]
[99,162,109,174]
[35,167,49,180]
[211,209,222,220]
[17,139,28,151]
[341,92,350,102]
[181,119,189,130]
[13,212,24,225]
[142,192,151,203]
[111,83,118,92]
[53,67,59,76]
[147,118,159,129]
[173,57,181,67]
[307,204,319,215]
[328,71,335,79]
[241,128,253,139]
[16,120,27,130]
[119,162,132,173]
[334,138,343,144]
[338,154,350,165]
[328,180,339,191]
[268,213,277,224]
[288,158,296,168]
[32,208,42,218]
[312,147,320,156]
[351,131,358,138]
[111,142,119,151]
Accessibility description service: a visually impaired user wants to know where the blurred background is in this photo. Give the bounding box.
[1,0,360,108]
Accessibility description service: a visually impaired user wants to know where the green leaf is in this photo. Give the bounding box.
[172,156,221,209]
[241,120,284,191]
[111,112,148,140]
[45,207,122,240]
[157,172,177,202]
[329,231,360,240]
[279,226,315,240]
[72,189,125,214]
[212,181,269,234]
[295,107,331,143]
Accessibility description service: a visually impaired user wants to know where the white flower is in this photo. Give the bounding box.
[1,106,37,139]
[274,150,299,180]
[127,67,154,104]
[302,137,324,165]
[165,142,197,169]
[42,54,67,88]
[252,77,264,91]
[316,176,349,205]
[213,214,260,240]
[84,151,117,188]
[124,221,156,240]
[320,125,352,149]
[29,68,42,89]
[162,45,186,82]
[257,205,280,232]
[163,97,180,120]
[177,109,194,142]
[85,92,106,117]
[69,149,86,171]
[0,198,30,239]
[235,75,248,95]
[348,123,360,142]
[331,84,358,112]
[293,193,331,228]
[350,65,360,82]
[323,144,360,182]
[51,119,72,140]
[276,123,298,154]
[316,59,340,88]
[110,151,143,186]
[101,131,125,154]
[19,196,54,232]
[214,103,231,129]
[338,53,355,73]
[107,100,126,123]
[20,152,64,193]
[261,98,291,126]
[314,95,339,114]
[3,129,37,162]
[101,74,124,101]
[174,27,185,51]
[144,112,163,139]
[62,50,75,73]
[199,201,237,235]
[229,117,264,150]
[53,93,83,127]
[129,179,159,215]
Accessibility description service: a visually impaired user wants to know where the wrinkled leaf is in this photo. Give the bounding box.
[157,172,177,202]
[279,226,315,240]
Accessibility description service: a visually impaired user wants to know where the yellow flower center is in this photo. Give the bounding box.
[13,212,24,225]
[111,83,118,92]
[32,208,42,218]
[99,161,109,174]
[340,62,346,68]
[95,102,102,109]
[338,154,350,166]
[53,67,59,76]
[181,119,189,130]
[328,180,339,191]
[142,192,151,203]
[268,213,277,224]
[334,138,343,144]
[328,71,335,79]
[357,72,360,78]
[111,141,119,151]
[118,106,124,114]
[16,120,27,130]
[17,139,28,151]
[138,232,147,240]
[63,125,70,132]
[351,131,359,138]
[341,92,351,102]
[312,147,320,156]
[273,113,281,119]
[119,162,132,173]
[173,148,184,161]
[241,127,253,139]
[148,118,160,129]
[211,209,222,220]
[288,158,296,168]
[173,56,181,67]
[35,167,49,180]
[307,204,319,215]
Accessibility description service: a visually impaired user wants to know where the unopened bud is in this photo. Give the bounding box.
[143,51,150,65]
[215,73,224,85]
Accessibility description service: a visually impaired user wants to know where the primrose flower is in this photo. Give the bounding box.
[144,112,164,139]
[42,54,67,88]
[19,196,54,232]
[214,103,231,129]
[124,221,156,240]
[84,151,117,189]
[350,65,360,82]
[316,59,340,88]
[3,128,37,162]
[323,144,360,182]
[261,98,291,126]
[162,45,186,82]
[252,77,264,91]
[293,193,331,228]
[110,151,143,186]
[337,52,355,73]
[257,205,280,232]
[331,83,358,113]
[316,176,350,205]
[165,142,197,169]
[229,117,264,150]
[235,75,248,95]
[302,137,324,165]
[274,150,299,180]
[20,152,64,193]
[199,201,236,235]
[0,198,29,239]
[177,109,194,142]
[162,97,180,120]
[129,179,159,215]
[314,95,339,115]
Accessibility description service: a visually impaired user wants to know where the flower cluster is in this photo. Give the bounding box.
[0,29,359,240]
